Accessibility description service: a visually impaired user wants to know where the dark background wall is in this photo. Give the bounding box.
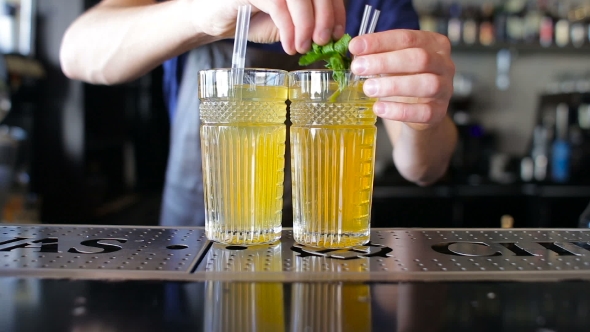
[32,0,169,224]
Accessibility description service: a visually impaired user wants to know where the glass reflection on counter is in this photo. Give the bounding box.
[290,282,371,332]
[1,277,589,330]
[291,252,372,332]
[204,242,284,332]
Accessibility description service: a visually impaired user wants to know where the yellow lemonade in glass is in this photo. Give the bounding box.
[291,254,372,331]
[205,243,285,331]
[199,69,288,245]
[289,70,376,248]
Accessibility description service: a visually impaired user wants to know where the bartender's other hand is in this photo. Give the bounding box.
[185,0,346,55]
[349,30,455,131]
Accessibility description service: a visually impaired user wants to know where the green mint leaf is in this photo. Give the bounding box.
[298,34,353,100]
[298,52,321,66]
[321,40,335,54]
[327,54,345,70]
[334,34,351,56]
[312,43,322,54]
[298,52,332,66]
[298,34,352,69]
[333,70,347,92]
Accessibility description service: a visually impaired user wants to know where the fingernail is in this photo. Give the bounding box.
[349,37,366,54]
[373,102,386,115]
[333,25,345,39]
[282,42,295,55]
[363,79,378,96]
[319,29,332,45]
[300,39,311,52]
[351,57,367,75]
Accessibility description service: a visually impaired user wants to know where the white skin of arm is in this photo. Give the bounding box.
[385,117,458,186]
[60,0,346,84]
[61,0,210,84]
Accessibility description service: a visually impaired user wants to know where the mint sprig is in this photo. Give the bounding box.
[298,34,352,101]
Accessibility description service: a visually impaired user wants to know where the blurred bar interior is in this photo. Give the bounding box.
[2,0,590,230]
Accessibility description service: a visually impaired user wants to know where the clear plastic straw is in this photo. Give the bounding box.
[358,5,380,36]
[353,6,380,82]
[368,10,381,34]
[358,5,372,36]
[231,4,251,85]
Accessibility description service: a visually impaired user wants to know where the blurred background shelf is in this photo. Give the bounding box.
[451,44,590,54]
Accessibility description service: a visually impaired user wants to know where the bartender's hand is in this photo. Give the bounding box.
[187,0,346,54]
[349,30,458,185]
[61,0,345,84]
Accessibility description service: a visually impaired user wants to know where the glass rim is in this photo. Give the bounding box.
[199,68,289,75]
[288,69,351,74]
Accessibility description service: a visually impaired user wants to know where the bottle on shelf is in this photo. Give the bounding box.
[448,2,463,45]
[505,0,527,43]
[434,1,449,37]
[569,2,587,48]
[539,15,554,46]
[422,0,589,50]
[554,2,571,47]
[551,103,571,183]
[570,20,586,48]
[531,124,550,182]
[418,2,438,33]
[479,2,496,46]
[494,2,509,43]
[462,5,479,45]
[523,0,543,43]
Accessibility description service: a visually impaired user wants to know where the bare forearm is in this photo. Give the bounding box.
[385,116,458,186]
[60,0,217,84]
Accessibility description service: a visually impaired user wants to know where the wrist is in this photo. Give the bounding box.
[172,0,223,48]
[400,121,440,139]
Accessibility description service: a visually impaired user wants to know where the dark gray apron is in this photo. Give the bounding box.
[159,42,301,227]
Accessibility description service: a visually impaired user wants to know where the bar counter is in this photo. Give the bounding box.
[1,224,590,331]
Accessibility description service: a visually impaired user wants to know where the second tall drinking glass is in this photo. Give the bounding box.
[289,70,377,249]
[199,68,288,245]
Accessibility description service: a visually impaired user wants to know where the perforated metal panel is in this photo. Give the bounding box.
[2,225,590,282]
[370,229,590,272]
[0,225,208,272]
[197,229,590,282]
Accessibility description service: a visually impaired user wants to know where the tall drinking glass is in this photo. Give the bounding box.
[289,70,377,248]
[199,68,288,245]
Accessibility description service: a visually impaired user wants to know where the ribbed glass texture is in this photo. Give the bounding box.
[290,283,371,332]
[199,69,288,245]
[204,243,284,331]
[291,255,371,332]
[289,70,377,249]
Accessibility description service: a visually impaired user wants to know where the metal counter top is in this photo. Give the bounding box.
[1,224,590,282]
[2,224,590,331]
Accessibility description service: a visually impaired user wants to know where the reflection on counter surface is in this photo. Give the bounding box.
[291,281,371,332]
[205,282,285,332]
[204,243,284,331]
[204,244,372,332]
[2,278,590,332]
